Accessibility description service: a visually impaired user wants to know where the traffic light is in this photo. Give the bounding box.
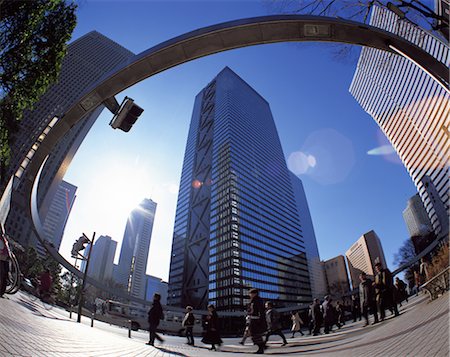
[109,97,144,132]
[71,235,90,258]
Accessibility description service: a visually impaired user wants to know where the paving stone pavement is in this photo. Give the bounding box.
[0,291,448,356]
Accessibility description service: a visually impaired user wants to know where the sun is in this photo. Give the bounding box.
[86,160,151,230]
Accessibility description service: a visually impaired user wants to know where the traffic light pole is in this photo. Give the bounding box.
[77,232,96,323]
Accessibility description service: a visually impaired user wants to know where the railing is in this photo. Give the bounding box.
[420,266,449,301]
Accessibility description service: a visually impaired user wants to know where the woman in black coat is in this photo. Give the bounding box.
[201,304,222,351]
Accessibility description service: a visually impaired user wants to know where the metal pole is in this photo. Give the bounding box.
[128,320,132,338]
[70,258,78,319]
[77,232,96,323]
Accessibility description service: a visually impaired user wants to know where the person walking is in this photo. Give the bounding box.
[146,293,165,346]
[248,288,267,354]
[394,277,408,307]
[0,233,10,298]
[239,314,251,345]
[290,311,304,337]
[359,272,379,326]
[311,298,323,336]
[265,301,288,346]
[201,304,222,351]
[351,295,361,322]
[374,262,399,321]
[322,296,334,334]
[182,305,195,346]
[335,301,344,328]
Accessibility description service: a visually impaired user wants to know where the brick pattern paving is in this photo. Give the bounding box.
[0,291,448,356]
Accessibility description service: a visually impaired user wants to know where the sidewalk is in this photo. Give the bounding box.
[0,291,448,356]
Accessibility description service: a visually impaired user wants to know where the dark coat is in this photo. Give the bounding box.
[265,308,282,331]
[322,299,334,324]
[148,301,164,327]
[248,295,267,335]
[311,301,323,324]
[359,277,375,308]
[375,268,394,305]
[201,311,222,345]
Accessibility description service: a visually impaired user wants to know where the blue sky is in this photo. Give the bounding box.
[61,0,417,281]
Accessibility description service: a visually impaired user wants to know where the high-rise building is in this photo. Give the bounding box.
[403,193,433,238]
[168,67,311,311]
[345,230,387,289]
[4,31,134,249]
[36,180,77,257]
[82,235,117,282]
[289,172,327,299]
[116,199,157,301]
[322,255,351,298]
[145,275,168,305]
[349,6,449,239]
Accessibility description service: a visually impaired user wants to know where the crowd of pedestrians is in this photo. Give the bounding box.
[145,265,414,354]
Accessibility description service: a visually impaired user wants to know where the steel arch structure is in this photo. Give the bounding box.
[6,15,448,303]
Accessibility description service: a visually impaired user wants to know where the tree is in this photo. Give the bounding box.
[0,0,77,181]
[393,239,417,287]
[265,0,449,33]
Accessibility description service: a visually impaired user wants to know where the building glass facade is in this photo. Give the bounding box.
[168,67,311,311]
[349,6,449,239]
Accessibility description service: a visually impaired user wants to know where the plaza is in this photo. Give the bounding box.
[0,291,448,356]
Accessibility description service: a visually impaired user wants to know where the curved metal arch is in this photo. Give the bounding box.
[17,15,448,304]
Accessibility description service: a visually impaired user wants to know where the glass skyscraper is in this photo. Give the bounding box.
[168,67,311,312]
[350,6,449,239]
[116,198,157,300]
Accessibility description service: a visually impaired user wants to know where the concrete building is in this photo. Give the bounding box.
[168,67,311,311]
[116,199,157,301]
[349,6,449,239]
[145,275,168,305]
[323,255,351,299]
[290,172,327,300]
[83,235,117,282]
[403,193,433,238]
[36,180,77,257]
[3,31,134,249]
[345,230,387,290]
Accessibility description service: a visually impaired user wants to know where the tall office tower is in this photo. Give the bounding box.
[116,199,157,300]
[82,235,117,282]
[322,255,351,298]
[289,172,327,299]
[145,275,168,304]
[168,67,311,311]
[345,230,387,289]
[349,6,449,239]
[36,180,77,257]
[403,194,433,238]
[3,31,134,248]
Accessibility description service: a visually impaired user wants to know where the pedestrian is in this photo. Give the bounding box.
[394,277,408,307]
[419,258,429,282]
[311,298,323,336]
[146,293,165,346]
[374,262,399,321]
[359,272,378,326]
[0,233,10,298]
[201,304,222,351]
[351,294,361,322]
[182,305,195,346]
[290,311,304,337]
[239,314,251,345]
[265,301,288,346]
[322,296,334,334]
[413,270,421,296]
[248,288,267,354]
[335,301,344,328]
